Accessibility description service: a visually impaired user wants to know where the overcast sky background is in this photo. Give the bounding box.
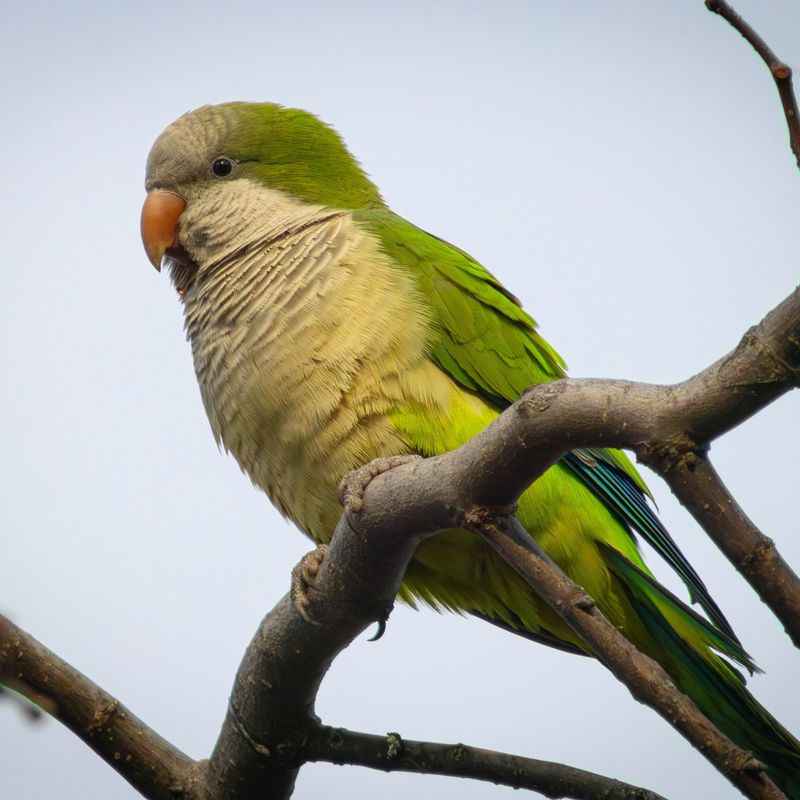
[1,2,799,798]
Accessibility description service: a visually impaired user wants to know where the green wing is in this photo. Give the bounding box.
[359,213,566,400]
[356,208,739,642]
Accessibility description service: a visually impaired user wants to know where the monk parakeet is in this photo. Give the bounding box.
[141,102,800,795]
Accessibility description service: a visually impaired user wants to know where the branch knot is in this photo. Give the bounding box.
[385,732,403,760]
[463,505,516,532]
[519,381,566,414]
[636,437,702,474]
[740,536,777,572]
[727,750,767,776]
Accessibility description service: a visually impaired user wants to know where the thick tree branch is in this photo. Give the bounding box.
[706,0,800,169]
[305,724,668,800]
[353,286,800,523]
[204,510,420,800]
[0,616,198,800]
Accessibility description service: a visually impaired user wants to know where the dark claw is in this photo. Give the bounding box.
[368,616,387,641]
[367,606,393,641]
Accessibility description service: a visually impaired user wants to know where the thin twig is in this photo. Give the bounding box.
[660,452,800,647]
[306,724,669,800]
[706,0,800,169]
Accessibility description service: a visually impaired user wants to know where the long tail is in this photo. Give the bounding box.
[604,545,800,798]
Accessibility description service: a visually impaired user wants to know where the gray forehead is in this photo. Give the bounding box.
[145,105,232,189]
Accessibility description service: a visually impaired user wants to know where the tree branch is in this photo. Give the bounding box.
[351,286,800,644]
[2,284,796,800]
[0,546,667,800]
[305,724,668,800]
[340,287,799,799]
[468,514,784,800]
[0,616,198,800]
[706,0,800,169]
[203,502,427,799]
[659,452,800,647]
[350,286,799,525]
[344,287,800,647]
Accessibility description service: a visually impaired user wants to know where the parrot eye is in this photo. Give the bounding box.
[211,157,233,177]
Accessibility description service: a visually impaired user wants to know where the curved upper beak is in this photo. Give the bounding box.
[140,190,186,270]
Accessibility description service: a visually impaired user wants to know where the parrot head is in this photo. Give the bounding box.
[141,102,384,288]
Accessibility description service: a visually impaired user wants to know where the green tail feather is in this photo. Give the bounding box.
[603,545,800,797]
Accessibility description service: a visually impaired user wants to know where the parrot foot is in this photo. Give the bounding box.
[338,454,422,522]
[290,544,329,625]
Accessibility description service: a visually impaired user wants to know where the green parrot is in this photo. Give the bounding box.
[141,102,800,795]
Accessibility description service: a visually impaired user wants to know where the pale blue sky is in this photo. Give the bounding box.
[1,2,799,798]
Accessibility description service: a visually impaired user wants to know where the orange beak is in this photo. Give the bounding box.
[140,190,186,270]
